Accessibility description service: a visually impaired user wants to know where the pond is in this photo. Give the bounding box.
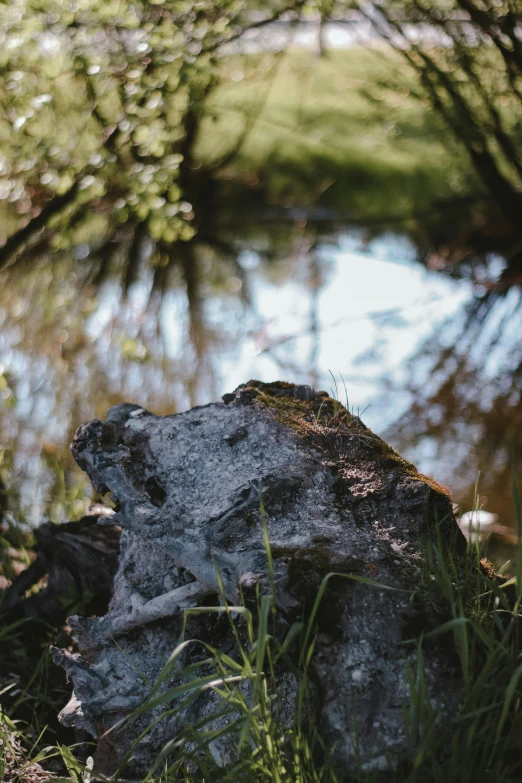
[1,32,521,552]
[1,197,520,545]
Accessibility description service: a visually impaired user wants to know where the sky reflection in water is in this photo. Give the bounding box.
[0,227,476,526]
[225,232,471,430]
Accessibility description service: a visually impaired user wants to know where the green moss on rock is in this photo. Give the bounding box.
[230,380,451,501]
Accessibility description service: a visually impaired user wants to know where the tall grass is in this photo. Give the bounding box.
[388,483,522,783]
[103,509,337,783]
[4,488,522,781]
[105,497,522,781]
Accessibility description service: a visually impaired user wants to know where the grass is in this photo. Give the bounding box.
[0,614,76,773]
[196,47,477,221]
[3,480,522,782]
[51,525,522,781]
[0,701,68,783]
[0,44,477,242]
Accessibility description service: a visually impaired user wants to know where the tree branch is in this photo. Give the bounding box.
[0,181,80,269]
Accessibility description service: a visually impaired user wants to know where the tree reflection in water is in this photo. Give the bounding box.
[2,193,521,532]
[387,282,522,529]
[0,201,337,523]
[1,1,522,527]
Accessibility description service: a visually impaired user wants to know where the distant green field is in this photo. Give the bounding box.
[197,47,477,219]
[0,45,481,245]
[0,45,480,243]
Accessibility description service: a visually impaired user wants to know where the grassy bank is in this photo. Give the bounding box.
[0,45,477,243]
[197,47,477,221]
[3,505,522,782]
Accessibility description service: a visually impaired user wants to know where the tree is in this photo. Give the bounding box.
[0,0,308,268]
[338,0,522,239]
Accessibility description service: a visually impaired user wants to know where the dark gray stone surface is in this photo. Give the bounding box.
[54,381,464,777]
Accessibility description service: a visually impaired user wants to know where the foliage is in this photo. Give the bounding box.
[0,34,478,524]
[2,2,522,773]
[3,503,522,781]
[0,0,310,260]
[337,0,522,232]
[2,0,520,276]
[4,0,510,266]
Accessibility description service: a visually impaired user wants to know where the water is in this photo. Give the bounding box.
[4,216,512,531]
[227,232,471,425]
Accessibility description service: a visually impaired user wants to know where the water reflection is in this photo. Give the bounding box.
[388,284,522,528]
[2,162,522,540]
[0,207,475,523]
[1,8,521,583]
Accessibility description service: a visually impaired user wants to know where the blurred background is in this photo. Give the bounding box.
[1,0,521,541]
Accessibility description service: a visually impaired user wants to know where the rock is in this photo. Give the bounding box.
[54,380,464,777]
[1,511,120,631]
